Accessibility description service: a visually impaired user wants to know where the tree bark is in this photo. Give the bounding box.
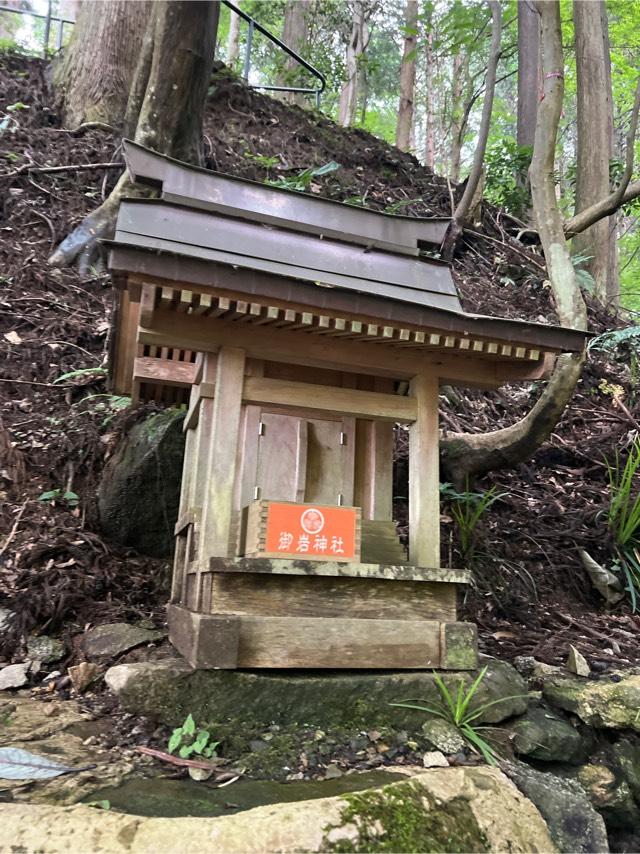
[338,1,373,128]
[52,0,151,128]
[516,0,539,149]
[226,0,242,69]
[277,0,311,106]
[572,0,613,303]
[440,0,588,487]
[448,51,465,182]
[396,0,418,152]
[423,25,436,170]
[49,0,220,272]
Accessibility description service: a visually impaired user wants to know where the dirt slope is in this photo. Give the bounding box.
[1,53,638,667]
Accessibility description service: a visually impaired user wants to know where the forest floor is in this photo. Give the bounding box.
[1,52,640,675]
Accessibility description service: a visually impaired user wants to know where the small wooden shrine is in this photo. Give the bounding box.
[107,140,588,671]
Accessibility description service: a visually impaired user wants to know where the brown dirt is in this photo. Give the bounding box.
[1,54,638,670]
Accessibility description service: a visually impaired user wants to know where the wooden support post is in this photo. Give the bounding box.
[199,347,246,570]
[409,373,440,567]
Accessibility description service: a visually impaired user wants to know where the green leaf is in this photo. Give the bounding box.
[167,729,183,754]
[53,367,107,385]
[179,744,194,759]
[182,714,196,736]
[38,489,61,502]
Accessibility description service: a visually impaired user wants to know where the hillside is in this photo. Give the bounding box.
[1,52,638,668]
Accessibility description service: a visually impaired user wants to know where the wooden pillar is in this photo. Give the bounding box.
[199,347,246,567]
[408,373,440,567]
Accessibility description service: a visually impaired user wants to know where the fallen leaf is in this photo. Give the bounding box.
[68,661,99,693]
[0,747,73,780]
[3,331,22,345]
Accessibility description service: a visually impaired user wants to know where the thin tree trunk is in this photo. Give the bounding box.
[49,0,220,272]
[53,0,150,127]
[449,51,465,181]
[423,26,435,170]
[396,0,418,152]
[226,0,242,68]
[277,0,311,106]
[442,0,501,260]
[572,0,612,303]
[516,0,539,149]
[339,1,371,127]
[440,0,588,486]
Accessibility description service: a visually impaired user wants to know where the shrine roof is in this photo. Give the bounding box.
[108,141,589,356]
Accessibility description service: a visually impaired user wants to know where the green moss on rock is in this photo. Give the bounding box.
[324,781,488,853]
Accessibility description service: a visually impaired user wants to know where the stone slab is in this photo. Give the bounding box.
[83,623,165,660]
[105,656,527,732]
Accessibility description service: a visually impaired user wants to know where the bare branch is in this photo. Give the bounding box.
[564,75,640,237]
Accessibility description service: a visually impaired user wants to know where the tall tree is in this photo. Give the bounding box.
[226,0,242,69]
[277,0,312,106]
[49,1,219,271]
[516,0,539,150]
[339,1,374,127]
[423,22,436,170]
[396,0,418,152]
[573,0,615,303]
[53,0,151,127]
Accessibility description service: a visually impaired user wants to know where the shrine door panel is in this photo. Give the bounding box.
[304,418,355,506]
[255,412,307,502]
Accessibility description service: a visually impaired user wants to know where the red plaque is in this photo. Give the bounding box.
[262,502,360,562]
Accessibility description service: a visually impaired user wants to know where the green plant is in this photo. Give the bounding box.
[168,714,220,760]
[606,438,640,610]
[53,367,108,384]
[570,253,596,294]
[38,489,80,508]
[390,666,519,765]
[484,139,532,218]
[267,160,340,192]
[243,151,280,171]
[440,481,506,562]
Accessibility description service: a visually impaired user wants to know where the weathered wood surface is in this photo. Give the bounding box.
[409,374,440,567]
[210,572,457,622]
[168,605,239,669]
[360,520,408,565]
[209,556,470,584]
[234,615,442,668]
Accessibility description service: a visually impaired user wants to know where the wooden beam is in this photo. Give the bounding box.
[242,376,417,422]
[409,374,440,567]
[199,347,246,564]
[134,356,198,387]
[138,309,549,388]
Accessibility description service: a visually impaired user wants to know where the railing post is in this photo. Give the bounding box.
[242,18,254,82]
[56,18,64,50]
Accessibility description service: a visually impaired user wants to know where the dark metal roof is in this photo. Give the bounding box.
[115,199,462,313]
[122,139,451,255]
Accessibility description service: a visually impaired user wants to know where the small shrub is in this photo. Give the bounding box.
[606,438,640,610]
[167,714,220,760]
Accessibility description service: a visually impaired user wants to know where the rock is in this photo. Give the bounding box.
[27,636,65,664]
[543,672,640,732]
[0,661,29,689]
[504,761,609,853]
[187,766,214,782]
[421,718,466,754]
[98,409,185,557]
[105,657,527,734]
[84,623,165,660]
[422,750,449,768]
[577,763,640,830]
[0,767,557,853]
[509,705,589,764]
[68,662,100,693]
[567,646,591,678]
[324,763,342,779]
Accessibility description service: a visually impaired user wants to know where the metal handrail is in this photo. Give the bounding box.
[0,0,327,106]
[222,0,325,107]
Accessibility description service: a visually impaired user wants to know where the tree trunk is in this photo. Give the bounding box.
[226,0,242,69]
[423,26,435,170]
[52,0,151,128]
[338,1,372,128]
[449,51,465,182]
[277,0,311,106]
[49,0,220,272]
[516,0,539,149]
[572,0,613,303]
[396,0,418,152]
[440,0,588,487]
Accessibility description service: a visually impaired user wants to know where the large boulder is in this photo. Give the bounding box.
[543,672,640,732]
[98,410,185,557]
[105,656,528,733]
[504,761,609,853]
[0,767,556,853]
